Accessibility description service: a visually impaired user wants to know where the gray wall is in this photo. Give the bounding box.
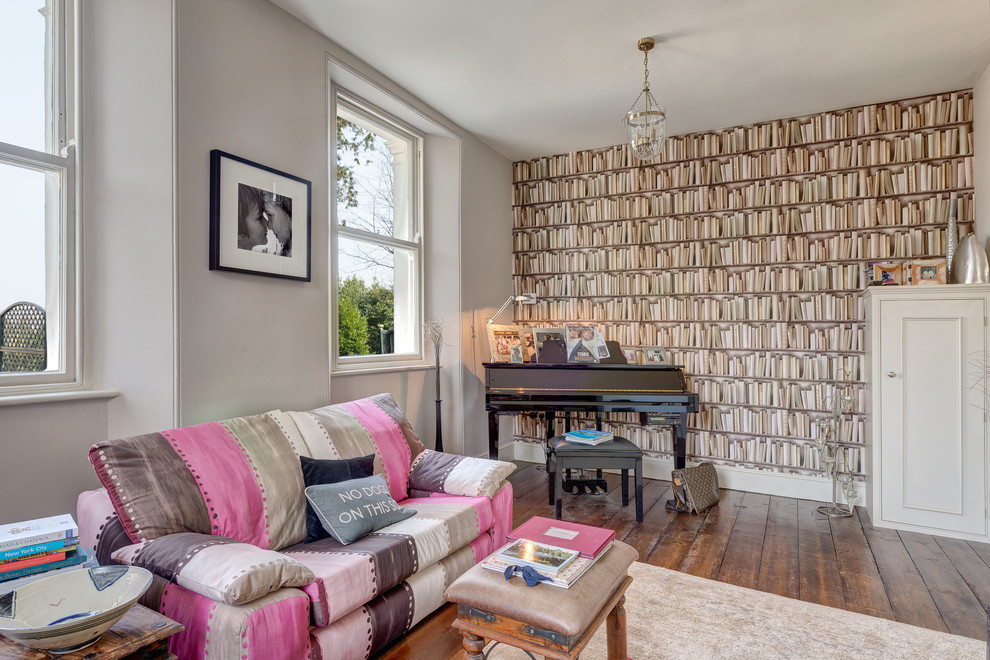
[0,0,512,523]
[175,0,333,423]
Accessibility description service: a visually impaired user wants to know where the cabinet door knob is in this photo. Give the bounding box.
[887,371,896,378]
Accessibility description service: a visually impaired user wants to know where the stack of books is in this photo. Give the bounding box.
[562,428,614,445]
[482,516,614,588]
[0,514,85,583]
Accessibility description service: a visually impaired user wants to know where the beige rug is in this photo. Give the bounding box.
[488,561,985,659]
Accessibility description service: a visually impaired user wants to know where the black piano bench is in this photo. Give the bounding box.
[550,435,644,522]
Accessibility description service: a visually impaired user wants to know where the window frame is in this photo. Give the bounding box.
[0,0,79,394]
[330,89,426,373]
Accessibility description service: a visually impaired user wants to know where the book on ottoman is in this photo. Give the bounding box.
[495,538,579,573]
[481,544,609,589]
[508,516,614,559]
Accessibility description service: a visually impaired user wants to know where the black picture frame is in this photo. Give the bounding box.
[209,149,312,281]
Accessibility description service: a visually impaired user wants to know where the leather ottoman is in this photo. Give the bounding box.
[444,540,638,659]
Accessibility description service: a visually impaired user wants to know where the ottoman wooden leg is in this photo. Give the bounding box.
[605,594,628,660]
[461,631,486,660]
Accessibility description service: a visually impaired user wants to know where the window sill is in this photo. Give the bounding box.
[332,362,436,376]
[0,387,120,407]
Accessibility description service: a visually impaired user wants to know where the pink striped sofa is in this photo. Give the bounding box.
[76,393,515,660]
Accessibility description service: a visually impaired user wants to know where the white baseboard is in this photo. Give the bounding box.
[509,439,867,504]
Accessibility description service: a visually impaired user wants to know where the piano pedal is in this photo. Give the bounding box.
[563,478,608,496]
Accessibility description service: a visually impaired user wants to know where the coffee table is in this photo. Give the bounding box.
[445,540,637,660]
[550,435,644,522]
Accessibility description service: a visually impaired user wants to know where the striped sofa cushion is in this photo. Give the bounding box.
[88,412,307,550]
[112,533,315,605]
[282,494,492,626]
[277,393,426,503]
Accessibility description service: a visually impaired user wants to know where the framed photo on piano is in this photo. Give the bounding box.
[645,348,668,365]
[488,324,523,363]
[534,328,567,363]
[565,325,600,363]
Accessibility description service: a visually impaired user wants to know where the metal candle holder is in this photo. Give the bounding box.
[814,374,857,517]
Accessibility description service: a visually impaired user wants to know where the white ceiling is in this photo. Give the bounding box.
[271,0,990,162]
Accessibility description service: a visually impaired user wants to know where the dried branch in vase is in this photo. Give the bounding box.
[424,317,445,401]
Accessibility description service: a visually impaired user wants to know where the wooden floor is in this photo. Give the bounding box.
[378,462,990,659]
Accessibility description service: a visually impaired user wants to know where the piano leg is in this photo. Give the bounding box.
[488,410,499,461]
[546,411,556,506]
[675,412,687,469]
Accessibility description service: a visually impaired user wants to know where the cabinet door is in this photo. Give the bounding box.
[879,297,986,536]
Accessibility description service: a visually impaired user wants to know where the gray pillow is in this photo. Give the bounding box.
[305,474,416,545]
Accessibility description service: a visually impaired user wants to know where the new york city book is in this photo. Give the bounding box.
[0,514,78,552]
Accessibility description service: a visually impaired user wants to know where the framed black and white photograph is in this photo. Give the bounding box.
[645,348,668,364]
[210,149,312,281]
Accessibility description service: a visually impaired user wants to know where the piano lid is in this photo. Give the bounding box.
[483,362,689,395]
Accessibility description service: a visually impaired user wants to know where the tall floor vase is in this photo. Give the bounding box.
[435,399,444,452]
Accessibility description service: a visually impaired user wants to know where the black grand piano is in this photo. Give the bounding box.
[484,362,699,468]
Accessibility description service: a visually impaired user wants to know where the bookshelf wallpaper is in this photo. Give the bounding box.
[509,90,975,480]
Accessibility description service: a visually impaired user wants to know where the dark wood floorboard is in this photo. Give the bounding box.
[937,536,990,612]
[900,530,987,639]
[857,507,948,633]
[828,510,894,619]
[715,491,769,589]
[679,489,745,579]
[376,462,990,659]
[757,495,800,599]
[796,498,845,609]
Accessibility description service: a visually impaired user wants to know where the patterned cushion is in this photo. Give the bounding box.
[300,454,376,543]
[408,450,517,498]
[280,393,425,502]
[282,495,489,626]
[88,412,307,549]
[112,533,314,605]
[306,475,416,544]
[307,545,478,658]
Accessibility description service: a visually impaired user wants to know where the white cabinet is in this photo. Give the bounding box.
[866,285,989,541]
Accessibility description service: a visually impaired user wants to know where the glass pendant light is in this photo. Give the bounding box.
[624,37,666,161]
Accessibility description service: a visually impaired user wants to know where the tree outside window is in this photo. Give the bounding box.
[334,98,421,365]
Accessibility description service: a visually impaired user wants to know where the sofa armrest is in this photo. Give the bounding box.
[408,449,516,499]
[77,488,130,565]
[111,532,314,605]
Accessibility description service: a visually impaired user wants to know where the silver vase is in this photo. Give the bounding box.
[946,197,958,279]
[951,233,990,285]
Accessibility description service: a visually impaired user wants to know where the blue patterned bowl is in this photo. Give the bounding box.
[0,566,152,654]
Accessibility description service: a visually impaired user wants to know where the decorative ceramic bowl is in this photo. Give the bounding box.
[0,565,152,654]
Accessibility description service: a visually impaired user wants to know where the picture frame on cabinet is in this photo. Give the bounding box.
[209,149,312,281]
[909,259,947,285]
[645,348,668,365]
[870,262,903,286]
[621,347,639,364]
